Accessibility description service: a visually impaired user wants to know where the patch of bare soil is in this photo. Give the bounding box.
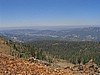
[0,53,100,75]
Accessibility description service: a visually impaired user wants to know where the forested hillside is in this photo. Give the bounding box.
[0,37,100,66]
[26,40,100,66]
[0,38,53,63]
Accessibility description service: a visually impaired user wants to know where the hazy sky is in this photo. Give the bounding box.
[0,0,100,27]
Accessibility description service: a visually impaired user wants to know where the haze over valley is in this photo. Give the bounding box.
[0,26,100,42]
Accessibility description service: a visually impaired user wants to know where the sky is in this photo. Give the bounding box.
[0,0,100,27]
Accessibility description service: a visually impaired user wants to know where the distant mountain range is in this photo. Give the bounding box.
[0,27,100,42]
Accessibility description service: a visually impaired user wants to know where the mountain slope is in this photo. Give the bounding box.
[0,53,100,75]
[0,53,73,75]
[0,38,100,75]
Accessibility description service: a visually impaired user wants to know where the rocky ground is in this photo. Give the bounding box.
[0,53,100,75]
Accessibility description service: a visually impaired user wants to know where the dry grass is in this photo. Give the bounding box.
[0,38,11,55]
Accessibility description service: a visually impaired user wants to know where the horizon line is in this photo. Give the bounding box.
[0,24,100,28]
